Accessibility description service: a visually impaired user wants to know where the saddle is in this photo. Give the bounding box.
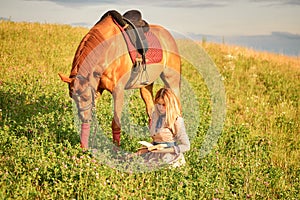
[100,10,163,86]
[123,10,149,58]
[100,10,162,65]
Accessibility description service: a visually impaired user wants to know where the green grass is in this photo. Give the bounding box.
[0,20,299,199]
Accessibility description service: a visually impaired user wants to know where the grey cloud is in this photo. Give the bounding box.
[24,0,111,7]
[25,0,300,8]
[24,0,232,8]
[154,1,229,8]
[250,0,300,6]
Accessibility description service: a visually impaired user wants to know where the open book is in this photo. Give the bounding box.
[138,141,168,151]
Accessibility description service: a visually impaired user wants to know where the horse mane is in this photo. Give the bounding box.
[97,10,126,27]
[70,10,125,78]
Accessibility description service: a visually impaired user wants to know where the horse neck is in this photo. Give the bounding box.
[70,16,121,79]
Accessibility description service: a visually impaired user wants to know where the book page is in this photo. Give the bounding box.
[138,141,153,147]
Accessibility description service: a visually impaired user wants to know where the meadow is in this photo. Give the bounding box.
[0,21,299,199]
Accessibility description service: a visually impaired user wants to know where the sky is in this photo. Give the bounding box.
[0,0,300,36]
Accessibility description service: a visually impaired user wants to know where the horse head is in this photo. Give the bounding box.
[59,72,99,123]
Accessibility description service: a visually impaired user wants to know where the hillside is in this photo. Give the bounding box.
[0,21,299,199]
[189,32,300,57]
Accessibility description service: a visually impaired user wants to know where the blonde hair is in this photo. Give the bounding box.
[154,88,181,133]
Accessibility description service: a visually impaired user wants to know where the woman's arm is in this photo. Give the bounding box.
[173,117,190,154]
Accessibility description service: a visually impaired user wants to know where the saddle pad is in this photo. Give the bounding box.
[114,19,163,64]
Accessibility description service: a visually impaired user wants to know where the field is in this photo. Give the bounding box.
[0,21,299,199]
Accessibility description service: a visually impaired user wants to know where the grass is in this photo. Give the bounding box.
[0,20,299,199]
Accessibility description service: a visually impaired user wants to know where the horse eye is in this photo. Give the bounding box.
[75,89,80,94]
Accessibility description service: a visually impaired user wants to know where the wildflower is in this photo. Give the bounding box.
[264,181,269,186]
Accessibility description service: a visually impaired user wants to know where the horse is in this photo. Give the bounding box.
[59,10,181,148]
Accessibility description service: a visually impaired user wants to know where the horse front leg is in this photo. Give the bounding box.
[111,89,124,146]
[80,123,90,149]
[140,83,154,126]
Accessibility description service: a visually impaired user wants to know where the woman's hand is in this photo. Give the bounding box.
[136,148,149,155]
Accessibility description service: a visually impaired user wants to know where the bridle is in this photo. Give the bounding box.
[71,75,96,120]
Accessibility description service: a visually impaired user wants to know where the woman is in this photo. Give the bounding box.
[139,88,190,168]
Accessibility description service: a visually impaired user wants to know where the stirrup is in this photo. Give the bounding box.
[135,58,149,85]
[140,63,149,85]
[135,57,148,63]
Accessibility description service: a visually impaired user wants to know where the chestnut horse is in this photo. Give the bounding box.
[59,11,180,148]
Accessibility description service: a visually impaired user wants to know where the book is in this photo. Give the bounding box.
[138,141,168,151]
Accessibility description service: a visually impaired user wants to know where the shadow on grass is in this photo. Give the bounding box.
[0,82,79,145]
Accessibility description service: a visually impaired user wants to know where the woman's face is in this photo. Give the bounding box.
[156,98,166,114]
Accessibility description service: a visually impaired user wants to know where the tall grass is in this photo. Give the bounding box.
[0,21,299,199]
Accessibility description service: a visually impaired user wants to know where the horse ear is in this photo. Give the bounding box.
[58,73,72,83]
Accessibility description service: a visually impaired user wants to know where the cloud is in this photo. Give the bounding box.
[24,0,110,6]
[150,0,229,8]
[24,0,231,8]
[250,0,300,6]
[23,0,111,8]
